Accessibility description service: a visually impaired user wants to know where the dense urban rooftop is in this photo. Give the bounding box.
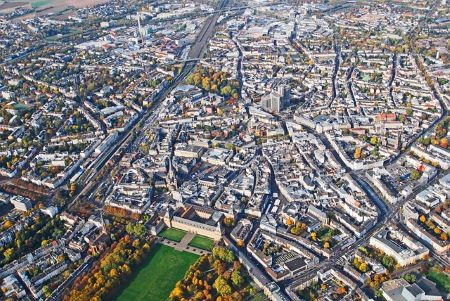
[0,0,449,300]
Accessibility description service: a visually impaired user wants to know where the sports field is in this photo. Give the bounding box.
[188,235,215,251]
[114,244,199,301]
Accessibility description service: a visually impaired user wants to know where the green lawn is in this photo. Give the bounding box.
[188,235,215,251]
[427,268,450,293]
[158,228,186,242]
[114,244,199,301]
[246,291,267,301]
[31,0,52,8]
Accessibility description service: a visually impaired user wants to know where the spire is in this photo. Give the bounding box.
[100,211,107,234]
[137,13,145,45]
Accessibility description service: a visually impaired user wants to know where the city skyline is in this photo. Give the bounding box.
[0,0,449,301]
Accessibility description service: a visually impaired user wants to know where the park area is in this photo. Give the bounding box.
[114,244,199,301]
[426,267,450,293]
[188,235,215,251]
[158,228,187,242]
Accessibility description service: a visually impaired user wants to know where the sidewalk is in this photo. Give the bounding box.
[175,232,195,251]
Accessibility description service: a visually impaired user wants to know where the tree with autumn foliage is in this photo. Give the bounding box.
[286,217,294,226]
[419,214,427,223]
[353,257,369,273]
[354,147,362,159]
[223,217,234,228]
[290,222,306,236]
[185,66,240,99]
[410,169,421,181]
[64,236,154,301]
[2,220,13,230]
[69,182,77,196]
[336,286,346,295]
[367,273,389,290]
[168,247,254,301]
[370,137,378,145]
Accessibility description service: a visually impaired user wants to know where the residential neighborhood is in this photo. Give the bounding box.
[0,0,449,300]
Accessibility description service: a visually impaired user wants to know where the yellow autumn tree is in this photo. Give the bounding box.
[3,220,13,229]
[359,262,368,273]
[109,268,119,278]
[419,215,426,223]
[170,287,184,299]
[354,147,362,159]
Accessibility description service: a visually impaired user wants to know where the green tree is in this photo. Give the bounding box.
[382,255,396,270]
[403,273,416,283]
[134,224,146,238]
[220,86,232,96]
[213,276,232,297]
[231,270,244,288]
[419,137,431,146]
[42,285,52,298]
[3,248,14,262]
[125,223,146,238]
[212,247,235,263]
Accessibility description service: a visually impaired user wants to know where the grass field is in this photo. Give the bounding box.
[31,0,52,8]
[114,244,199,301]
[188,235,215,251]
[427,267,450,293]
[158,228,186,242]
